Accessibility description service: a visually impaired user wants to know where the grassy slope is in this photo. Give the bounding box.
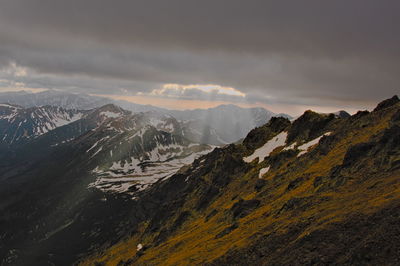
[81,99,400,265]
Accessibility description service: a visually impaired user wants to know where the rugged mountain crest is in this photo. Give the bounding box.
[80,96,400,266]
[373,95,399,111]
[0,102,216,265]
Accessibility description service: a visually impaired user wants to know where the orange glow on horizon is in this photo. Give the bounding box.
[92,94,363,116]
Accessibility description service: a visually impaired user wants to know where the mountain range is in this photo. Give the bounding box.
[0,104,84,146]
[0,90,290,145]
[0,94,398,265]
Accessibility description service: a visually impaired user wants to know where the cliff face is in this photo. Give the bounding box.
[81,96,400,266]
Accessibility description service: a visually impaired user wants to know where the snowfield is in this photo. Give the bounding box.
[88,146,214,195]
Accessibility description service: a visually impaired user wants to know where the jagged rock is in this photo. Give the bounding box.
[286,110,335,144]
[373,95,399,111]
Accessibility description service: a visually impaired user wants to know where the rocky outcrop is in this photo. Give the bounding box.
[373,95,399,111]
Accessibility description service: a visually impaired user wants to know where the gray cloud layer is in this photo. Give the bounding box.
[0,0,399,109]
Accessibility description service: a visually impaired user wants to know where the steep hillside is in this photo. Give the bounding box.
[81,96,400,265]
[74,110,213,195]
[0,104,215,265]
[0,104,213,194]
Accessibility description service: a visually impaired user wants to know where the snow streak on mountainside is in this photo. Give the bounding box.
[89,145,212,195]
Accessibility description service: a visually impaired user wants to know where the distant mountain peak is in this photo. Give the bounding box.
[333,110,351,118]
[95,103,129,114]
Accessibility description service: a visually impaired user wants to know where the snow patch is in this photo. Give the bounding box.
[283,142,297,151]
[259,166,270,178]
[297,132,331,157]
[244,131,288,163]
[89,146,214,195]
[100,111,121,118]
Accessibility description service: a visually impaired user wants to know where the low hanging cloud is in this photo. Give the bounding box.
[0,0,399,110]
[145,84,246,103]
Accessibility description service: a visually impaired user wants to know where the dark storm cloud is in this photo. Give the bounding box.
[0,0,399,108]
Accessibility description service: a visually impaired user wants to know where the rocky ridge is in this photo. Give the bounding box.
[81,96,400,265]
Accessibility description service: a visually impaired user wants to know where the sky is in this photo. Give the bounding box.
[0,0,399,115]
